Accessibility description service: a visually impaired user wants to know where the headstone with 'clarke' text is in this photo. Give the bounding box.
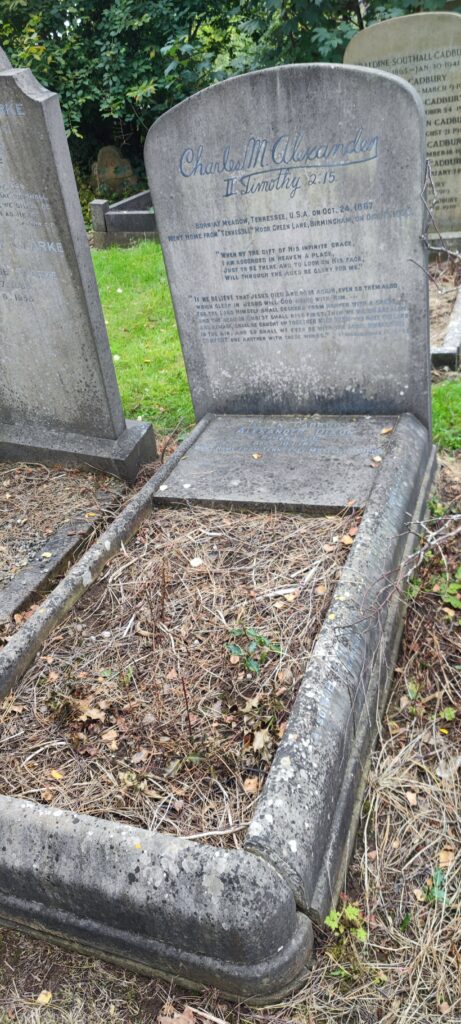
[144,64,431,510]
[344,12,461,239]
[0,51,154,480]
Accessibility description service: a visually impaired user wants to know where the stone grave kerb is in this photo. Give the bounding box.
[145,63,431,435]
[0,63,155,479]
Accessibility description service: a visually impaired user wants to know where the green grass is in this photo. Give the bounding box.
[92,241,193,434]
[432,379,461,450]
[93,241,461,448]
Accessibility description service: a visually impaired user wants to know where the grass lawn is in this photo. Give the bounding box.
[93,241,193,435]
[93,240,461,449]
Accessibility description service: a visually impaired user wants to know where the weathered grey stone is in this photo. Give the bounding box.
[145,64,430,428]
[91,191,159,249]
[0,417,154,482]
[0,65,155,476]
[90,198,109,232]
[154,413,397,510]
[0,491,119,621]
[0,795,312,998]
[344,12,461,236]
[245,413,435,913]
[0,515,94,621]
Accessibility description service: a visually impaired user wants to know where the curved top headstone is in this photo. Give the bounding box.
[344,12,461,236]
[0,65,125,438]
[145,64,430,429]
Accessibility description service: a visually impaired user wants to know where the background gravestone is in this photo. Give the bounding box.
[0,61,154,480]
[90,145,138,197]
[145,64,430,430]
[344,12,461,238]
[0,46,11,70]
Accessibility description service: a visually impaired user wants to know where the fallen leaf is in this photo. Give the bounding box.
[78,704,106,723]
[49,769,63,781]
[36,990,53,1006]
[349,526,359,536]
[251,452,262,460]
[253,727,270,753]
[101,727,118,750]
[439,847,455,869]
[189,557,204,568]
[405,790,418,807]
[131,749,150,765]
[340,534,354,546]
[243,776,260,795]
[323,543,336,552]
[158,1007,195,1024]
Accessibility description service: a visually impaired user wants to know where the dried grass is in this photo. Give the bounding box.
[0,504,357,843]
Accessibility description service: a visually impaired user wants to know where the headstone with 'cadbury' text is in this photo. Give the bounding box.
[344,12,461,238]
[0,52,154,480]
[144,64,431,510]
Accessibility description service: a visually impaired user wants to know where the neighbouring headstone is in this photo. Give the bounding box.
[0,61,155,480]
[0,46,11,71]
[91,145,138,196]
[344,12,461,238]
[145,64,430,509]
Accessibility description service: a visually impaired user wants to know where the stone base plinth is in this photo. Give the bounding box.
[0,419,156,482]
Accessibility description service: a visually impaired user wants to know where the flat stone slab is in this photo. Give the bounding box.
[154,414,397,511]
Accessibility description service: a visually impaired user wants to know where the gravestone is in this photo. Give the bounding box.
[90,145,138,196]
[0,46,11,71]
[0,61,155,480]
[344,12,461,238]
[145,63,430,508]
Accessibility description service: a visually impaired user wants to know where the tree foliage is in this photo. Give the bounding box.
[0,0,455,165]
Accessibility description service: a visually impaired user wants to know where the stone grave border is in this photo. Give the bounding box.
[432,287,461,370]
[0,414,435,999]
[91,191,159,249]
